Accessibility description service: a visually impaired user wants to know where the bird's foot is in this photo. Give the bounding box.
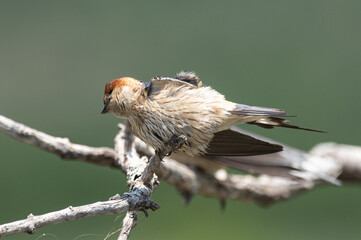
[169,134,187,152]
[157,134,187,158]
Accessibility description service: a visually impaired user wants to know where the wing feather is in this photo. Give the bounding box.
[151,76,197,87]
[205,129,283,156]
[175,71,202,87]
[144,72,202,97]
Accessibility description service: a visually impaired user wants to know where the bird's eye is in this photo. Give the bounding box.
[107,90,113,96]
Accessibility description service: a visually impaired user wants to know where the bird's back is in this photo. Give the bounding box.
[129,82,231,155]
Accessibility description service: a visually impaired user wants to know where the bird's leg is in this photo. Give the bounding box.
[157,134,187,158]
[141,134,187,188]
[165,134,187,157]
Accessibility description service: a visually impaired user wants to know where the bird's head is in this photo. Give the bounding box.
[101,77,141,117]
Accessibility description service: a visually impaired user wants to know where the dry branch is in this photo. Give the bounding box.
[310,143,361,181]
[0,115,119,169]
[114,121,186,239]
[0,115,331,204]
[0,193,157,238]
[119,211,138,240]
[1,114,361,238]
[114,121,160,239]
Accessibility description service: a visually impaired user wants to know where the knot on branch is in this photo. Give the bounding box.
[25,214,36,234]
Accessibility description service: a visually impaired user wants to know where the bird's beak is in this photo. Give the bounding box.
[101,104,108,114]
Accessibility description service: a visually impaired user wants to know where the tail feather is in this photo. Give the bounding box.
[229,104,289,117]
[229,104,325,133]
[248,117,326,133]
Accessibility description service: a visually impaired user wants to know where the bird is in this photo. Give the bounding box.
[101,71,323,162]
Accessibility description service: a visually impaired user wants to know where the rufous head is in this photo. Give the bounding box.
[101,77,141,116]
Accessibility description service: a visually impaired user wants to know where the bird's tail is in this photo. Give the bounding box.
[229,104,325,133]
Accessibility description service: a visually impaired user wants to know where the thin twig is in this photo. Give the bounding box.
[0,194,155,238]
[115,121,146,239]
[118,211,138,240]
[0,115,120,169]
[311,142,361,181]
[116,122,186,239]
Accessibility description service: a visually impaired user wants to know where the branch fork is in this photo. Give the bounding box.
[0,114,360,239]
[116,121,186,239]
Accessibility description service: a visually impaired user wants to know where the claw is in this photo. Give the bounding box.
[142,209,149,217]
[170,135,187,150]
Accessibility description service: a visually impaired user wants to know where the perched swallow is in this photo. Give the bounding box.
[102,71,322,160]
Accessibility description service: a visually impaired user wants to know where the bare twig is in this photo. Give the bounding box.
[0,115,119,169]
[115,121,151,239]
[118,211,138,240]
[0,193,157,238]
[1,114,361,238]
[311,142,361,181]
[115,122,186,239]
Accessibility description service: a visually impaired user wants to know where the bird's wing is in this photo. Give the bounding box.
[205,129,283,156]
[144,73,202,97]
[143,76,195,96]
[147,71,201,90]
[175,71,202,87]
[151,76,197,87]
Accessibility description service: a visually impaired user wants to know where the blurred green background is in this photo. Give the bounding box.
[0,1,360,239]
